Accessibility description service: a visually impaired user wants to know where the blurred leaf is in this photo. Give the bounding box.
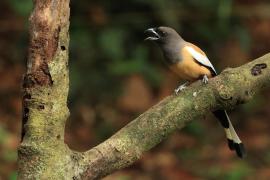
[9,171,17,180]
[108,45,163,86]
[217,0,232,20]
[108,46,146,74]
[207,166,222,178]
[235,27,251,51]
[95,121,115,141]
[109,59,144,75]
[0,126,9,144]
[9,0,33,16]
[241,94,264,113]
[176,148,198,160]
[224,163,252,180]
[99,28,127,60]
[3,150,17,162]
[183,121,205,137]
[188,0,218,9]
[116,175,131,180]
[142,65,163,88]
[70,28,94,59]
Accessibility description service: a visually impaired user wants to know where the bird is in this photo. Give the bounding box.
[144,26,246,158]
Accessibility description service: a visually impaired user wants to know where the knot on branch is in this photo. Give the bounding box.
[214,74,253,108]
[251,63,267,76]
[217,84,233,101]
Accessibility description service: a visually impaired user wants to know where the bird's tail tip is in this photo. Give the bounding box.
[234,143,246,158]
[227,138,246,158]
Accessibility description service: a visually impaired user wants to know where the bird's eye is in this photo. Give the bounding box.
[160,31,167,36]
[157,29,167,37]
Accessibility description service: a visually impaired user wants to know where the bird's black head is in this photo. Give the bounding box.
[144,26,182,44]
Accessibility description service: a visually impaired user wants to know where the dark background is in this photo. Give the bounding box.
[1,0,270,179]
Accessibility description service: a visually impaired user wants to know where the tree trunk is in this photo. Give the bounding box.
[18,0,72,179]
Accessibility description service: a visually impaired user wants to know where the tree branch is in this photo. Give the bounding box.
[74,53,270,179]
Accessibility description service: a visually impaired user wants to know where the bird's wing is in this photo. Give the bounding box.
[185,46,217,76]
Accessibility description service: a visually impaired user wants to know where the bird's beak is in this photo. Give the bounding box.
[144,28,160,41]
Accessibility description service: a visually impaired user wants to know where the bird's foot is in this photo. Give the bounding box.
[202,75,209,84]
[174,82,189,95]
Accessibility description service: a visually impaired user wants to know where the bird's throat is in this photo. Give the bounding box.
[161,43,182,65]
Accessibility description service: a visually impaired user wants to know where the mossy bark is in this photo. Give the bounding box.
[17,0,270,179]
[18,0,73,179]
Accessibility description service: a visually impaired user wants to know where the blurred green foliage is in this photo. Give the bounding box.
[8,172,17,180]
[0,127,9,145]
[183,121,205,137]
[4,0,250,105]
[8,0,32,16]
[224,163,252,180]
[2,0,270,179]
[67,0,249,105]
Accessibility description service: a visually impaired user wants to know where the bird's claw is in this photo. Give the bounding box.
[174,82,188,95]
[202,75,208,84]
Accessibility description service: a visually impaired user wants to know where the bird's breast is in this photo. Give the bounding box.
[168,50,212,81]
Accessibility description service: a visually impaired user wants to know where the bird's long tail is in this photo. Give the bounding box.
[213,110,246,158]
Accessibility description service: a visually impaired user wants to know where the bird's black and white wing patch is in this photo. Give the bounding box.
[186,46,217,76]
